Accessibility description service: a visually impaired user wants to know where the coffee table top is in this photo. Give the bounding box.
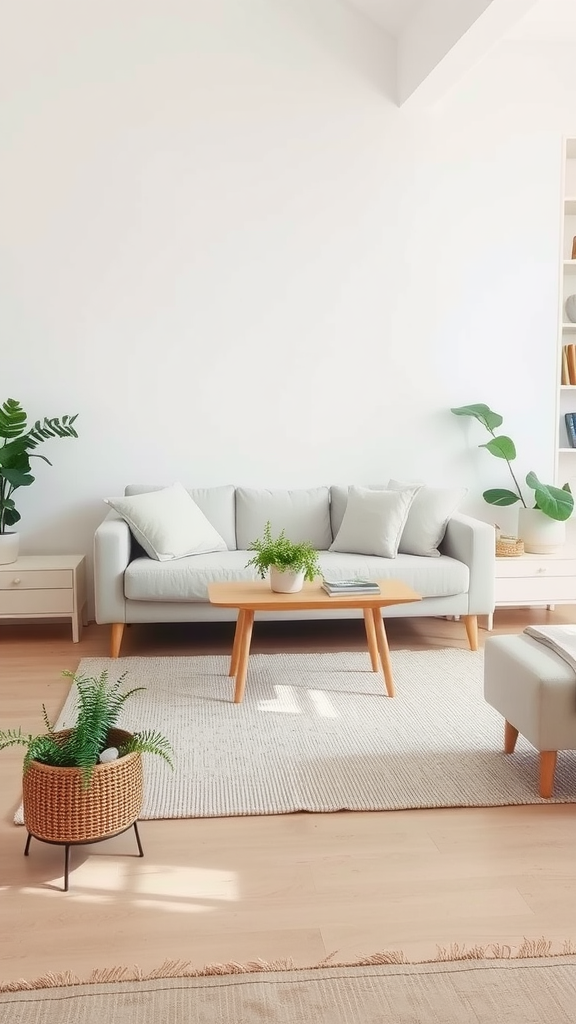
[208,579,421,612]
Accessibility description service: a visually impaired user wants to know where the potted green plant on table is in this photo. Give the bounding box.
[0,669,173,890]
[451,403,574,552]
[246,521,321,593]
[0,397,79,564]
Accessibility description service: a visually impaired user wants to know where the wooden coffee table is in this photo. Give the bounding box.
[207,579,421,703]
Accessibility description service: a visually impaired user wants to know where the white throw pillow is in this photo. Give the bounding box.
[329,485,421,559]
[388,479,467,557]
[104,482,227,561]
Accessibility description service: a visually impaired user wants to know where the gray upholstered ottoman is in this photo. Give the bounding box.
[484,633,576,797]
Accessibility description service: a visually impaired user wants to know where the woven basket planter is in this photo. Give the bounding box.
[22,728,144,844]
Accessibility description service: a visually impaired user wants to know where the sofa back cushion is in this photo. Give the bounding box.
[125,484,237,550]
[330,484,390,539]
[387,479,467,557]
[235,487,332,550]
[329,485,420,559]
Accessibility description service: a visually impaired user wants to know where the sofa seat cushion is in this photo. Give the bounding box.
[124,550,258,602]
[317,552,469,600]
[236,487,332,550]
[125,550,469,603]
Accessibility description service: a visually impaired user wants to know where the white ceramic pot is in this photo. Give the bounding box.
[0,532,19,564]
[269,566,305,594]
[517,508,566,554]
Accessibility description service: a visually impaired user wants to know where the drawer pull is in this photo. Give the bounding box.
[536,567,546,574]
[12,578,21,585]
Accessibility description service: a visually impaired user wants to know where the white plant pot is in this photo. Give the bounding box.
[0,532,19,564]
[269,566,305,594]
[517,508,566,554]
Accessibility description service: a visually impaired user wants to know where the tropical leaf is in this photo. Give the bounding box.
[1,468,34,488]
[482,488,521,507]
[0,401,79,533]
[0,399,27,440]
[450,404,503,431]
[2,508,21,526]
[480,436,516,460]
[27,415,78,447]
[526,473,574,521]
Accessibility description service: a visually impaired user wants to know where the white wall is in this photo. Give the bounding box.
[1,2,575,576]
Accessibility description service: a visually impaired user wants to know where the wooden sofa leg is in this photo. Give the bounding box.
[463,614,478,651]
[539,751,558,799]
[111,623,125,659]
[504,720,519,754]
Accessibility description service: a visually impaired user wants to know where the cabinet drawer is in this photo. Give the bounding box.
[0,590,74,615]
[0,570,73,590]
[496,558,576,579]
[496,577,576,603]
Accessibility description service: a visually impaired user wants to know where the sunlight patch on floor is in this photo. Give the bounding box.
[258,686,302,714]
[308,690,339,718]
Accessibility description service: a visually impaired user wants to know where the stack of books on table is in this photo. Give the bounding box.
[321,579,381,596]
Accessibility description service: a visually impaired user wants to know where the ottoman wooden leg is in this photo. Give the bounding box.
[504,720,519,754]
[539,751,558,799]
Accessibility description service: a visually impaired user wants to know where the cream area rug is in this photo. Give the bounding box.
[15,649,576,822]
[2,948,576,1022]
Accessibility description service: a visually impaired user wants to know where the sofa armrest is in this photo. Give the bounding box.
[441,513,495,614]
[94,512,131,624]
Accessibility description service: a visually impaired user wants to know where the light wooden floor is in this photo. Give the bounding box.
[1,609,576,984]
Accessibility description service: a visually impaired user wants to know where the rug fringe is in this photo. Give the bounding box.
[3,938,576,993]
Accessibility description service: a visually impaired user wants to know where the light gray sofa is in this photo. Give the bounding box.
[94,484,495,657]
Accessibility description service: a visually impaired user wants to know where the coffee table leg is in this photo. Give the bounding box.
[229,609,246,677]
[372,608,395,697]
[363,609,380,672]
[234,610,254,704]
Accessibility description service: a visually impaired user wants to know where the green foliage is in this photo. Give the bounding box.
[451,403,574,522]
[246,521,321,582]
[0,398,79,534]
[0,670,174,789]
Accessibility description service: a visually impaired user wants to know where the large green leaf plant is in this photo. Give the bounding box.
[0,398,79,534]
[451,403,573,522]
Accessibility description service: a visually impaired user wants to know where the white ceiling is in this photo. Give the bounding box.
[346,0,576,42]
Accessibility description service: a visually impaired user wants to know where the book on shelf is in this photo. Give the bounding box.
[321,579,380,596]
[567,343,576,385]
[562,346,570,385]
[565,412,576,448]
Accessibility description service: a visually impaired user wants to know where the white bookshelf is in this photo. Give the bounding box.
[556,137,576,490]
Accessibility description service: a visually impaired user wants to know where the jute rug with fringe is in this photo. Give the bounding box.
[2,943,576,1022]
[14,649,576,823]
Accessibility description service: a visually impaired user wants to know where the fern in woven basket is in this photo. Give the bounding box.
[0,669,173,788]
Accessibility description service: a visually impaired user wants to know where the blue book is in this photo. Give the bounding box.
[565,412,576,448]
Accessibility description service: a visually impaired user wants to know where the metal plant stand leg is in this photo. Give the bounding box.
[24,822,145,892]
[64,844,71,891]
[133,821,144,857]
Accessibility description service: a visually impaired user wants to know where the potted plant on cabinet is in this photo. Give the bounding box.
[0,397,79,564]
[0,669,173,890]
[451,403,574,552]
[246,521,321,593]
